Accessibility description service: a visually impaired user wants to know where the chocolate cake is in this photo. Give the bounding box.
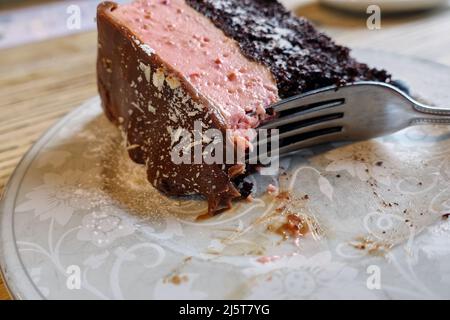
[97,0,390,214]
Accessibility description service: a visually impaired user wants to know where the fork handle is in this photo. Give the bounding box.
[411,100,450,125]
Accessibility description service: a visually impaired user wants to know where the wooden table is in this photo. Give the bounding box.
[1,0,450,300]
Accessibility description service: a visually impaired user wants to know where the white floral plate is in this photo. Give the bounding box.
[318,0,447,13]
[1,50,450,300]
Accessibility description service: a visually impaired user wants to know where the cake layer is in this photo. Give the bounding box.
[186,0,390,98]
[111,0,279,130]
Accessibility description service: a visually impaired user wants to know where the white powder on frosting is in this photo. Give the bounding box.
[140,44,155,56]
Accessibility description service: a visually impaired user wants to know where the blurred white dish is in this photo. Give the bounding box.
[319,0,447,13]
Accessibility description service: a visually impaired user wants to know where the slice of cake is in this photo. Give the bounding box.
[97,0,390,214]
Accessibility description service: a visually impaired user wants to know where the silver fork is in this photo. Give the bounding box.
[258,81,450,156]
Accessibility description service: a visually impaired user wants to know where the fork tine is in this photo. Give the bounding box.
[257,113,344,146]
[259,96,345,129]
